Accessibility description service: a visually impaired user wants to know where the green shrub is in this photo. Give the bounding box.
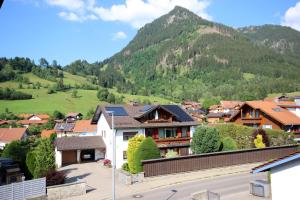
[214,123,295,149]
[191,126,221,154]
[165,149,179,158]
[221,136,238,151]
[26,151,36,177]
[122,162,130,172]
[135,137,161,173]
[127,135,145,174]
[252,129,269,147]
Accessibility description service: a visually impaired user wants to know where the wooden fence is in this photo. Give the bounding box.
[142,145,298,177]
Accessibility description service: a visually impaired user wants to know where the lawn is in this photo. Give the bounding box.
[268,91,300,98]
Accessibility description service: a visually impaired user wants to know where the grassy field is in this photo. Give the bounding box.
[0,73,172,115]
[267,91,300,98]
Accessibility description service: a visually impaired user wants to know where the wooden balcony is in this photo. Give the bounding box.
[154,137,191,145]
[241,117,261,124]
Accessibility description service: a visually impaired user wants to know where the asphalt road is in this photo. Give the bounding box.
[119,172,269,200]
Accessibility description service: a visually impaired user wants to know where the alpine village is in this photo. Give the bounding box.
[1,3,300,200]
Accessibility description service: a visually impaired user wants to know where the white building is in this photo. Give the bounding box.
[252,152,300,200]
[91,104,198,168]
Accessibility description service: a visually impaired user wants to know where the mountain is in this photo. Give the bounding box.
[97,7,300,101]
[238,25,300,58]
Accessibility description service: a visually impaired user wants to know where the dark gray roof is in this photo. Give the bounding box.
[91,104,199,128]
[207,113,225,118]
[54,123,75,132]
[55,136,105,151]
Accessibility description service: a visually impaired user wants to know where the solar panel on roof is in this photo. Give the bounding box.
[105,107,128,116]
[162,105,194,122]
[140,105,153,112]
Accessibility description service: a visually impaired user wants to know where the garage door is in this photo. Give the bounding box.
[62,150,77,165]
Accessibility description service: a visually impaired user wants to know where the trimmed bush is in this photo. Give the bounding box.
[122,162,130,172]
[135,137,160,173]
[254,134,265,148]
[127,135,145,174]
[191,126,221,154]
[221,136,238,151]
[165,149,179,158]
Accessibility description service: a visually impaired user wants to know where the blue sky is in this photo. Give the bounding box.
[0,0,300,66]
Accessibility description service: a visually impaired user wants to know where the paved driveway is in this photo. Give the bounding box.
[59,161,270,200]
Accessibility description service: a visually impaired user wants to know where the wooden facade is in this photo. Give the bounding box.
[231,104,283,130]
[142,145,298,177]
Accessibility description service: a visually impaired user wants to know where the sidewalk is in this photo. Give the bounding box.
[64,162,263,200]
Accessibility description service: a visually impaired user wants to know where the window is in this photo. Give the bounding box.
[255,110,260,118]
[158,129,165,138]
[165,128,176,138]
[262,125,272,129]
[181,127,187,138]
[123,151,127,159]
[123,132,137,141]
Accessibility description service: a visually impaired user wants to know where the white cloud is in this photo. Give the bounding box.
[113,31,128,40]
[92,0,212,28]
[282,2,300,31]
[42,0,211,28]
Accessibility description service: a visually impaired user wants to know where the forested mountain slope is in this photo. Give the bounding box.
[98,6,300,101]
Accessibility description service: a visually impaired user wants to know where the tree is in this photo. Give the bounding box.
[191,126,221,154]
[85,108,95,119]
[107,93,116,103]
[33,138,55,178]
[26,151,36,177]
[71,89,78,98]
[135,137,160,173]
[221,136,238,151]
[39,58,49,68]
[252,129,270,147]
[56,78,64,91]
[127,135,145,174]
[97,88,109,101]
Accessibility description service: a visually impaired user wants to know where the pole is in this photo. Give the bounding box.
[112,112,116,200]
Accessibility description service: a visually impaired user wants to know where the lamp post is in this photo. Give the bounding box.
[107,111,115,200]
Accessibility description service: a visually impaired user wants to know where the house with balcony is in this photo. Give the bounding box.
[91,104,199,168]
[229,101,300,135]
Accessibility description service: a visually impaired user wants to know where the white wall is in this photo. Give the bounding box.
[0,141,6,150]
[270,159,300,200]
[28,115,42,120]
[55,147,62,168]
[115,128,144,168]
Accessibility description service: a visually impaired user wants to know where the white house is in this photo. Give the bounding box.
[252,152,300,200]
[91,104,199,168]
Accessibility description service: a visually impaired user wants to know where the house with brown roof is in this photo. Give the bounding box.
[41,129,55,138]
[65,112,82,123]
[73,120,97,136]
[91,104,199,168]
[17,114,49,127]
[229,101,300,135]
[0,128,28,149]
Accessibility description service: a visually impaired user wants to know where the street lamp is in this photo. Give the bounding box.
[106,111,115,200]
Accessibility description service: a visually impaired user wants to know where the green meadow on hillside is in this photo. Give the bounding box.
[0,73,172,114]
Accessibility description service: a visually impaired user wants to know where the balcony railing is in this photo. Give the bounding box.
[154,137,191,145]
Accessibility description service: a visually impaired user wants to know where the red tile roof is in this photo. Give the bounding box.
[17,120,48,125]
[0,128,27,142]
[220,101,244,109]
[73,120,97,133]
[230,101,300,125]
[18,114,50,120]
[41,130,55,138]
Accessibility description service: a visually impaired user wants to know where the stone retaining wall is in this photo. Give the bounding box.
[47,181,86,200]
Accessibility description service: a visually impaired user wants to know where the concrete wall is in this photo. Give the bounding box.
[55,147,62,168]
[47,181,86,200]
[270,159,300,200]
